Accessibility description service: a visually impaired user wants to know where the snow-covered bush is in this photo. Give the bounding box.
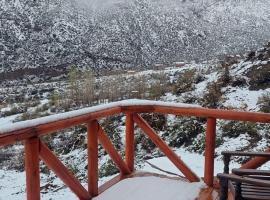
[99,159,119,178]
[163,117,204,148]
[200,82,223,108]
[173,69,196,94]
[221,121,260,139]
[257,92,270,113]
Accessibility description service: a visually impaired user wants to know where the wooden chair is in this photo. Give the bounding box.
[217,151,270,200]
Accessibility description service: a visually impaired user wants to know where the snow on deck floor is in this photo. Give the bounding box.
[94,176,204,200]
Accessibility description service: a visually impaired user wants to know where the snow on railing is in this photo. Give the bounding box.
[0,99,200,134]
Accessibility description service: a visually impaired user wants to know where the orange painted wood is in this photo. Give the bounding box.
[97,124,131,175]
[197,187,219,200]
[125,113,135,172]
[204,118,217,187]
[98,174,125,194]
[241,147,270,169]
[0,107,121,147]
[133,114,200,182]
[1,104,270,147]
[87,120,99,197]
[39,141,91,200]
[122,106,270,123]
[25,137,40,200]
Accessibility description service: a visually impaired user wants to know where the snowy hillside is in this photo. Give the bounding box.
[1,0,270,80]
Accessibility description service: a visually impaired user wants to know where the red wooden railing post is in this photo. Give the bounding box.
[87,120,99,197]
[204,117,217,187]
[241,147,270,169]
[125,113,135,172]
[25,137,40,200]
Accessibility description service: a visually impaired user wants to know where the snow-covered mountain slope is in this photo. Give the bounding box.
[1,0,270,79]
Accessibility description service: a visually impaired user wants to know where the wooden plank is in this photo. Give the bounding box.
[222,151,270,157]
[197,187,219,200]
[122,105,270,123]
[25,137,40,200]
[98,174,124,194]
[87,120,99,197]
[97,124,131,175]
[204,118,216,187]
[241,148,270,169]
[0,107,121,147]
[233,169,270,176]
[218,173,270,187]
[2,104,270,147]
[133,114,200,182]
[39,141,91,200]
[125,113,135,172]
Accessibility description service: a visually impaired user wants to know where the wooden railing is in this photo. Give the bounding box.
[1,99,270,200]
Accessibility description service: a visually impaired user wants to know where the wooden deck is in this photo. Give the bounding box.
[99,171,231,200]
[98,171,218,200]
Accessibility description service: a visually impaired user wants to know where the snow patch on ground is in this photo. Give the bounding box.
[142,149,240,177]
[0,99,200,134]
[94,176,204,200]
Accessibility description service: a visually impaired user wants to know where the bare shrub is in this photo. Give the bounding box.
[173,69,196,94]
[201,82,223,108]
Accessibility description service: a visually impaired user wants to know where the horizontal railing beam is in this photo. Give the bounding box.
[0,107,121,147]
[1,102,270,147]
[122,106,270,123]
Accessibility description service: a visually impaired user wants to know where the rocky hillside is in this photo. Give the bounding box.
[1,0,270,81]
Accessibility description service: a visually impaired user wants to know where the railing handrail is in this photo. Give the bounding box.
[1,99,270,147]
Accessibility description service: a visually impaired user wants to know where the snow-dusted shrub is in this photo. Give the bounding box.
[48,126,87,155]
[134,114,166,159]
[1,106,25,117]
[188,133,223,154]
[247,63,270,90]
[18,109,50,121]
[194,71,205,84]
[182,92,200,104]
[148,81,168,100]
[141,113,167,132]
[231,76,247,87]
[218,65,232,87]
[163,117,204,148]
[221,121,260,139]
[100,116,124,151]
[188,133,206,153]
[135,130,156,155]
[257,92,270,113]
[173,69,196,94]
[200,82,223,108]
[99,159,119,178]
[2,150,24,172]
